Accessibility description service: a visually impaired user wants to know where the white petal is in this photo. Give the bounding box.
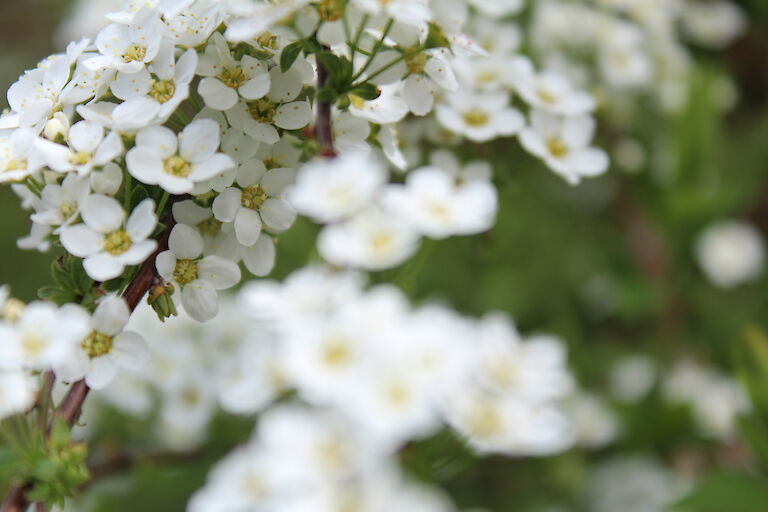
[239,73,271,100]
[260,198,296,232]
[34,139,73,173]
[126,199,157,240]
[81,194,125,233]
[234,207,262,246]
[243,236,275,277]
[69,121,105,153]
[155,251,177,281]
[197,255,241,290]
[181,280,219,322]
[93,295,130,336]
[173,200,211,225]
[180,119,221,163]
[93,131,124,166]
[85,356,118,390]
[274,101,313,130]
[199,77,238,111]
[211,188,242,222]
[126,146,163,185]
[119,240,157,266]
[60,225,103,257]
[136,125,178,159]
[84,253,125,281]
[112,331,148,370]
[189,154,235,181]
[169,224,203,259]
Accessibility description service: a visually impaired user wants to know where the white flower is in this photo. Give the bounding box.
[383,166,497,239]
[0,370,37,420]
[695,220,765,288]
[156,224,241,322]
[0,302,90,371]
[166,2,227,48]
[514,66,596,116]
[289,152,387,224]
[349,84,409,124]
[0,128,46,183]
[402,49,459,116]
[437,91,524,142]
[682,0,746,49]
[519,110,609,185]
[30,173,90,230]
[197,32,272,111]
[212,165,297,243]
[318,206,420,271]
[110,41,198,123]
[35,120,124,176]
[225,67,314,144]
[58,297,149,389]
[467,0,523,16]
[172,200,243,261]
[333,111,371,154]
[223,0,313,42]
[7,54,73,128]
[60,195,158,281]
[126,119,235,194]
[87,8,166,73]
[351,0,432,28]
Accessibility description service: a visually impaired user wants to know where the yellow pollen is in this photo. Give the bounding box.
[4,158,27,172]
[197,217,222,236]
[467,404,503,439]
[21,335,45,359]
[405,52,428,74]
[322,340,351,368]
[82,331,113,358]
[262,157,281,170]
[60,202,78,220]
[104,229,133,256]
[149,79,176,103]
[256,32,279,50]
[241,185,268,210]
[462,110,490,127]
[173,258,199,286]
[349,95,366,109]
[123,44,147,63]
[247,99,278,124]
[70,151,92,166]
[163,155,192,177]
[370,233,394,252]
[546,138,569,159]
[218,66,248,89]
[537,88,557,105]
[317,0,345,21]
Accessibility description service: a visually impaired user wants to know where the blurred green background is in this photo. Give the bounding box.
[3,1,768,511]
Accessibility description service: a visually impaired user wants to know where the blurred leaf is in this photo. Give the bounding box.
[674,472,768,512]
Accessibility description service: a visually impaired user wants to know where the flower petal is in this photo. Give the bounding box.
[81,194,125,233]
[234,207,262,246]
[211,187,242,222]
[85,356,118,390]
[197,255,241,290]
[181,280,219,322]
[260,198,296,232]
[112,331,148,370]
[126,199,158,241]
[93,295,130,336]
[84,253,125,282]
[60,225,103,257]
[169,224,203,259]
[243,236,275,277]
[199,77,238,111]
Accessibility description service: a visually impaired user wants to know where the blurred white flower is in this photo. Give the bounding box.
[695,220,765,288]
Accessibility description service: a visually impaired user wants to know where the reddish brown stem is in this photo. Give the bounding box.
[316,57,337,158]
[1,215,177,512]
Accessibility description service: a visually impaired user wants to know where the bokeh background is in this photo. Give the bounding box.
[2,1,768,511]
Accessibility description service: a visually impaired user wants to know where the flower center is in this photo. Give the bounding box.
[467,404,503,439]
[317,0,345,21]
[104,229,133,256]
[546,138,569,159]
[4,158,27,172]
[349,94,366,109]
[262,157,281,170]
[21,334,46,358]
[163,155,192,177]
[173,258,199,286]
[462,110,490,127]
[247,99,278,124]
[405,52,428,74]
[82,331,114,358]
[322,340,351,368]
[197,217,222,236]
[218,66,248,89]
[60,201,78,220]
[149,79,177,103]
[537,88,557,105]
[256,32,279,51]
[124,44,147,63]
[370,232,394,252]
[70,151,92,166]
[241,185,268,210]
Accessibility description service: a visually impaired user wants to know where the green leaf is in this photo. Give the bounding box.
[424,22,451,49]
[349,83,381,101]
[316,86,339,104]
[674,472,768,512]
[280,40,304,72]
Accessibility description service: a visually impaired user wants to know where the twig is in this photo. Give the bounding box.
[316,52,337,158]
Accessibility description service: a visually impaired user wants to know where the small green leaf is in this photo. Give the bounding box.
[280,41,303,72]
[349,83,381,101]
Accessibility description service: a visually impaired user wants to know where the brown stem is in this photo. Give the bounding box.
[315,56,337,158]
[1,215,177,512]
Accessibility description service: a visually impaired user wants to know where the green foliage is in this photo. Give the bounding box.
[38,255,95,308]
[0,418,89,508]
[674,472,768,512]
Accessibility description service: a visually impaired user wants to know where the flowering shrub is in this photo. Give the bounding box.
[0,0,764,511]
